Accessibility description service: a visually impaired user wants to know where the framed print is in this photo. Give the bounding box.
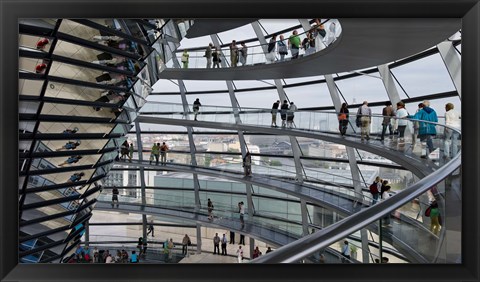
[1,0,479,281]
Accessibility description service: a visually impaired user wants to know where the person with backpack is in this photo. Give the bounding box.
[338,102,349,136]
[426,201,441,235]
[277,35,288,61]
[193,98,201,121]
[369,176,382,205]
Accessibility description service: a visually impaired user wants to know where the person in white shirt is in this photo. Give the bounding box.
[105,254,114,263]
[287,102,297,128]
[341,241,351,263]
[381,185,392,226]
[236,246,244,263]
[221,234,228,255]
[444,103,461,158]
[395,101,409,143]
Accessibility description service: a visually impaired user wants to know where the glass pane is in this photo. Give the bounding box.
[335,72,389,105]
[390,53,456,97]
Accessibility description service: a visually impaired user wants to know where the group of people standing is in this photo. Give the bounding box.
[271,100,298,128]
[339,99,460,159]
[212,233,229,256]
[149,142,169,165]
[370,175,443,235]
[197,19,336,68]
[119,140,134,162]
[203,43,224,68]
[201,41,249,69]
[369,176,393,226]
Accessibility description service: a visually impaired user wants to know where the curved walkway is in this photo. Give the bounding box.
[158,18,460,80]
[118,160,366,215]
[116,160,436,263]
[135,115,438,178]
[95,201,344,263]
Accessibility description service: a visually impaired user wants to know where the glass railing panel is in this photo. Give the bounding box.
[167,19,341,69]
[253,156,461,264]
[140,102,461,165]
[97,191,304,238]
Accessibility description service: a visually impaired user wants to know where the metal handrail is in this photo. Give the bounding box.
[252,152,460,263]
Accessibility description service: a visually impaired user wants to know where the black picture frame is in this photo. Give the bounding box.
[2,0,479,281]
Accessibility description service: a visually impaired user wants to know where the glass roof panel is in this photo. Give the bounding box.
[390,53,456,97]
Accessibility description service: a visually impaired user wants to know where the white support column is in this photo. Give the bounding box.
[171,57,202,255]
[211,33,254,257]
[251,21,268,54]
[135,120,147,238]
[255,21,306,189]
[437,41,462,99]
[298,19,312,31]
[325,75,363,203]
[300,200,309,236]
[360,229,370,263]
[196,223,202,254]
[245,183,255,257]
[378,64,402,108]
[289,137,305,183]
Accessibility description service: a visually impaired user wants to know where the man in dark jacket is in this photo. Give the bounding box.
[380,101,395,141]
[280,100,289,127]
[193,98,201,121]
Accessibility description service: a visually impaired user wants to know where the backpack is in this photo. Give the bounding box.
[369,183,379,194]
[318,28,326,38]
[424,206,432,217]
